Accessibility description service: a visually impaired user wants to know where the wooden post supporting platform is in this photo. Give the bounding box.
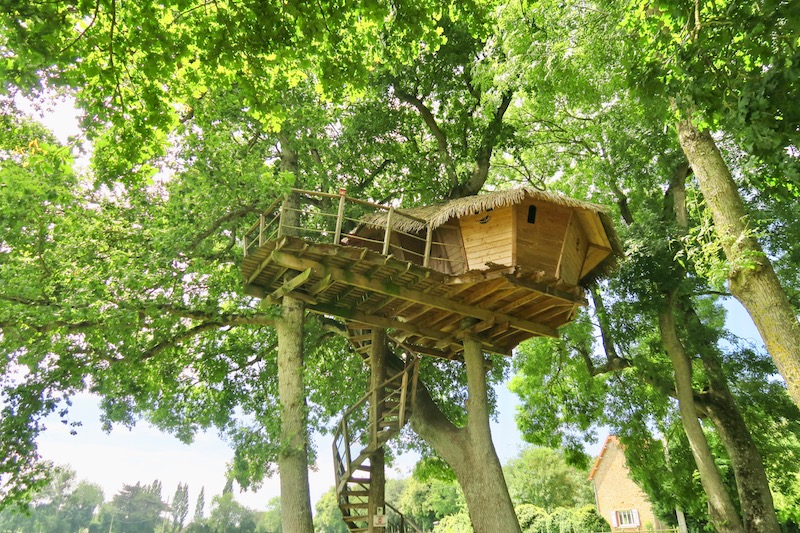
[369,328,387,533]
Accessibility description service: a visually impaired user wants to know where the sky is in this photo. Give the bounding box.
[24,96,767,515]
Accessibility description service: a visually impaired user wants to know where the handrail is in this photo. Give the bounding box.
[241,189,449,274]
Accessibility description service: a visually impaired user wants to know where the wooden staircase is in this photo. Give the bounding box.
[332,357,423,532]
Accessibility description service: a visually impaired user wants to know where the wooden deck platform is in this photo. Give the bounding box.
[243,236,586,359]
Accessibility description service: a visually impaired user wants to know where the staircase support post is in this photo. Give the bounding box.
[369,328,387,533]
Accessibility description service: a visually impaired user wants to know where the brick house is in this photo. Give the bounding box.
[588,435,668,531]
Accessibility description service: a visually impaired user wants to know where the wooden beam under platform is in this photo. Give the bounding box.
[268,250,558,339]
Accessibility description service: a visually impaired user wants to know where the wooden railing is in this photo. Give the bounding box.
[242,188,462,271]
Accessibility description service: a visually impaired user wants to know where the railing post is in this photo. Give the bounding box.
[410,357,420,409]
[258,214,265,247]
[334,188,347,245]
[277,200,285,239]
[398,367,409,428]
[342,418,352,472]
[382,207,394,255]
[423,222,433,268]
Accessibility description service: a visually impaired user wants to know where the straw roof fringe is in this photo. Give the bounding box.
[363,188,609,233]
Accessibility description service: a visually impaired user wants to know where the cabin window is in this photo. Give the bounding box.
[527,205,537,224]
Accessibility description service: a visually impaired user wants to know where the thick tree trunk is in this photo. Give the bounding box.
[659,294,745,533]
[410,337,521,533]
[275,139,314,533]
[676,120,800,407]
[369,329,387,533]
[674,297,781,533]
[276,294,314,533]
[702,395,780,533]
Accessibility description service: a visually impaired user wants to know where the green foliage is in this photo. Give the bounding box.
[515,504,546,531]
[0,464,103,533]
[313,489,348,533]
[208,492,258,533]
[503,447,593,511]
[398,477,466,531]
[94,480,168,533]
[522,505,609,533]
[256,497,282,533]
[172,482,190,531]
[432,511,473,533]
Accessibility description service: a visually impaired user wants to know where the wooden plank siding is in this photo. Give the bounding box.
[514,200,573,279]
[556,212,590,286]
[458,206,514,271]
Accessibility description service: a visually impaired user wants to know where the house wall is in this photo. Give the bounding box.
[593,438,667,531]
[514,200,573,281]
[458,206,514,271]
[556,212,589,286]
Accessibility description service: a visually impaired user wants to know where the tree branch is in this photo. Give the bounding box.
[394,89,460,188]
[449,91,514,199]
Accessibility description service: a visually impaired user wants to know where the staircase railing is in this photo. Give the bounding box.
[332,358,422,532]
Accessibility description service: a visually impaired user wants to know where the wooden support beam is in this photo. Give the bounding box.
[308,273,335,296]
[270,268,313,300]
[269,250,558,338]
[502,274,587,306]
[245,252,276,285]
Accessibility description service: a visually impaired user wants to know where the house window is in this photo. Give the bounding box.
[527,205,537,224]
[611,509,640,528]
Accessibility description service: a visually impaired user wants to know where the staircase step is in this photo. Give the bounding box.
[342,515,370,522]
[341,502,370,510]
[349,477,371,484]
[341,489,369,497]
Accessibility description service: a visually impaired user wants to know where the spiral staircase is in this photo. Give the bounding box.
[332,351,423,533]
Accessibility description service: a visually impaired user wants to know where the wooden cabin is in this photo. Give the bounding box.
[350,188,617,289]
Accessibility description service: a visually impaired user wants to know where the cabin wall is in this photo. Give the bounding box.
[557,213,590,286]
[429,225,467,275]
[458,206,514,271]
[513,200,572,280]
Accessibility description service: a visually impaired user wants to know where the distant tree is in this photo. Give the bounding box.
[398,477,465,531]
[313,489,348,533]
[209,492,257,533]
[95,481,168,533]
[503,447,593,511]
[194,487,206,522]
[172,482,190,531]
[433,512,473,533]
[256,497,281,533]
[0,464,103,533]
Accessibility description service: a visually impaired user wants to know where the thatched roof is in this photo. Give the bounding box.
[364,187,609,233]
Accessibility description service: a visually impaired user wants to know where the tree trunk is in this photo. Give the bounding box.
[673,296,781,533]
[676,120,800,408]
[701,395,780,533]
[275,138,314,533]
[369,328,387,533]
[410,337,521,533]
[276,294,314,533]
[659,293,745,533]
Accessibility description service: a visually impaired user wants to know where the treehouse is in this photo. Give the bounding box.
[242,187,620,360]
[241,187,620,532]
